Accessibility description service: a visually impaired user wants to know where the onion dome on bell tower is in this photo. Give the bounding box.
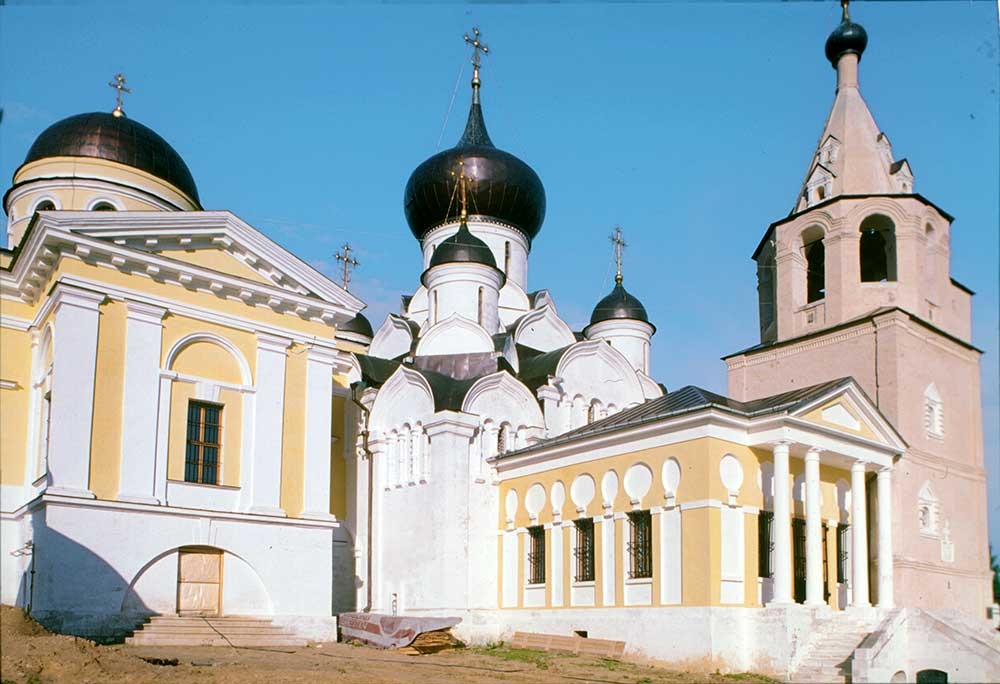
[825,0,868,68]
[403,29,546,246]
[584,228,655,375]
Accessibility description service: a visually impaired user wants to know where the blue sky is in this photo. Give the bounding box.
[2,2,998,548]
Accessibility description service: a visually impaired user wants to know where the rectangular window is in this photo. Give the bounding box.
[185,401,222,485]
[527,525,545,585]
[626,510,652,579]
[758,510,774,578]
[837,524,849,584]
[573,518,595,582]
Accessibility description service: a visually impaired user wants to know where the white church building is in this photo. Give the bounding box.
[1,5,997,682]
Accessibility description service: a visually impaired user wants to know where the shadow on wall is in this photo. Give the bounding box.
[24,512,153,643]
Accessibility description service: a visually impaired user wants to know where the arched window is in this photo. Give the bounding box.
[805,239,825,303]
[477,287,484,325]
[504,241,511,274]
[91,202,117,211]
[924,383,944,438]
[34,200,56,213]
[816,185,826,201]
[432,289,439,324]
[859,215,897,282]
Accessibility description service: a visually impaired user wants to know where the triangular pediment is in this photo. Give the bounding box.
[791,382,906,450]
[67,210,364,311]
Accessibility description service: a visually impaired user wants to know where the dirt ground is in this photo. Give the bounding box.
[1,606,777,684]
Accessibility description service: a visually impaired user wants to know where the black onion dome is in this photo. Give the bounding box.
[23,112,201,205]
[428,223,497,269]
[340,312,374,339]
[589,282,650,326]
[825,19,868,67]
[404,100,546,242]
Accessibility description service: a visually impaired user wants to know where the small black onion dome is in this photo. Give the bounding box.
[428,223,497,269]
[403,100,546,242]
[23,112,201,206]
[589,282,651,326]
[825,19,868,67]
[340,312,373,339]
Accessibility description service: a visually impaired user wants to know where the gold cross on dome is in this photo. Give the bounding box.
[841,0,850,21]
[464,27,489,92]
[108,73,132,118]
[335,243,360,291]
[610,226,627,284]
[450,160,472,223]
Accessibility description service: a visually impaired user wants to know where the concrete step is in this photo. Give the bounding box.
[126,615,305,648]
[133,625,289,635]
[126,635,307,647]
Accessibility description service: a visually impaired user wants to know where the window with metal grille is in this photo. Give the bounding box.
[758,510,774,578]
[573,518,595,582]
[626,510,652,579]
[837,524,849,583]
[527,525,545,585]
[185,401,221,485]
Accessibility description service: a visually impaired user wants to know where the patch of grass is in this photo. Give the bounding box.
[722,673,781,683]
[598,657,622,671]
[473,644,552,670]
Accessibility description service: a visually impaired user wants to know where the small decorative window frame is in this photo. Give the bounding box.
[923,383,944,439]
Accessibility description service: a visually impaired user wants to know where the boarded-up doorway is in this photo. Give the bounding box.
[177,547,223,616]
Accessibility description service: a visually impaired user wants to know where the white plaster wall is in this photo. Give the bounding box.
[0,514,31,607]
[585,319,653,375]
[422,222,529,291]
[20,499,341,640]
[424,263,501,333]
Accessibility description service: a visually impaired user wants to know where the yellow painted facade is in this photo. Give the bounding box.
[498,435,856,610]
[88,300,127,499]
[0,327,32,486]
[1,227,362,519]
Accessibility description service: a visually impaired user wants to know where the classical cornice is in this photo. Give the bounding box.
[1,213,362,326]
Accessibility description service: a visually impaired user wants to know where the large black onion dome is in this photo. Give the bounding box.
[404,101,546,242]
[825,18,868,67]
[340,312,374,339]
[23,112,201,205]
[589,282,651,326]
[428,223,497,269]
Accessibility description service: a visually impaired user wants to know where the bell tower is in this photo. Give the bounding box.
[725,3,991,620]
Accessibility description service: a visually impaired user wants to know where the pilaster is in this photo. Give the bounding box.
[247,333,291,516]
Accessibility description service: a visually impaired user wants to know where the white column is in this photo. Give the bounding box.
[248,333,290,516]
[551,522,564,607]
[301,345,337,520]
[46,288,105,498]
[771,441,793,604]
[601,512,616,606]
[804,448,824,606]
[851,461,870,607]
[117,302,167,504]
[876,467,894,608]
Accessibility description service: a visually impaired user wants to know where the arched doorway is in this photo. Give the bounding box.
[177,546,223,616]
[916,669,948,683]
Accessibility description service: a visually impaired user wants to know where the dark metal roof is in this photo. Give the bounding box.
[356,354,401,386]
[427,223,498,269]
[412,352,497,381]
[517,345,572,393]
[587,282,651,327]
[403,99,546,242]
[340,312,374,338]
[500,378,860,458]
[825,19,868,67]
[23,112,201,205]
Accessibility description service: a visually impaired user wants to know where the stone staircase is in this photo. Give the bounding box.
[126,615,307,648]
[789,613,880,683]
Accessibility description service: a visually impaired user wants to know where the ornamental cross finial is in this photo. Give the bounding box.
[841,0,850,21]
[335,243,360,291]
[108,73,132,118]
[451,160,472,223]
[610,226,627,284]
[464,27,489,102]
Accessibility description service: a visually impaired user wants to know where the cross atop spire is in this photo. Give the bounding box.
[334,243,360,291]
[610,226,627,284]
[464,27,489,104]
[841,0,850,22]
[108,73,132,118]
